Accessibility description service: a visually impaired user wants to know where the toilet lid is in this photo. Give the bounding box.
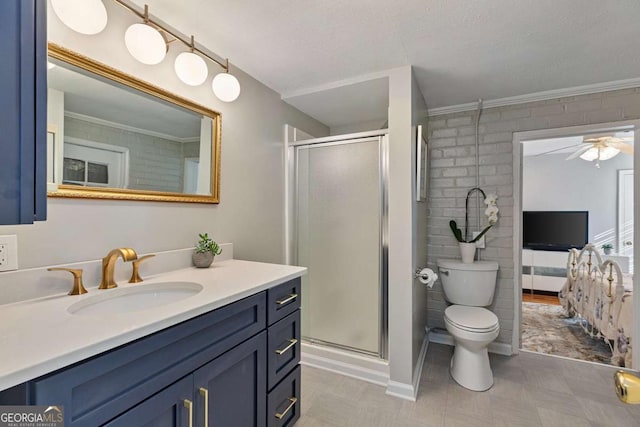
[444,305,499,332]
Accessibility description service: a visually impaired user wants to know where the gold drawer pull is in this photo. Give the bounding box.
[275,339,298,355]
[276,293,297,305]
[199,387,209,427]
[274,397,297,420]
[183,399,193,427]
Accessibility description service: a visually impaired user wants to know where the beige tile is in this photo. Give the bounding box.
[443,411,493,427]
[525,386,585,419]
[445,381,494,423]
[537,407,591,427]
[577,397,638,426]
[523,367,574,394]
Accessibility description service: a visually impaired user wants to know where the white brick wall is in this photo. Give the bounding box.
[425,87,640,345]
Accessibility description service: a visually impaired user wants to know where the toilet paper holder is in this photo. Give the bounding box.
[414,267,438,287]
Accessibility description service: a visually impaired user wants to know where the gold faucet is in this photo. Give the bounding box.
[99,248,138,289]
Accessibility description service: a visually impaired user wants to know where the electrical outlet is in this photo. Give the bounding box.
[472,232,486,249]
[0,235,18,272]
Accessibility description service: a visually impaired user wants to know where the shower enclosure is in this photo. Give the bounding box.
[289,130,388,358]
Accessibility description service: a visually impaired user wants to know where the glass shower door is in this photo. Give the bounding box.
[295,136,384,356]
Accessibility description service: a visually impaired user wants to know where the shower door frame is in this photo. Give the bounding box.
[287,129,389,359]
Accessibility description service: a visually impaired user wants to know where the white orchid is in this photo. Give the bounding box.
[485,205,499,217]
[484,193,498,206]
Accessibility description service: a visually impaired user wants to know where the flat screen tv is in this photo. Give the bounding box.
[523,211,588,251]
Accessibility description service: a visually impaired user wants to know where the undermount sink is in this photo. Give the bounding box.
[68,282,203,316]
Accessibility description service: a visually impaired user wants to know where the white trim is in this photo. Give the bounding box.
[64,136,130,189]
[65,111,200,144]
[385,380,417,401]
[618,169,634,259]
[428,78,640,116]
[428,330,513,356]
[512,119,640,371]
[404,332,429,401]
[289,129,389,147]
[281,70,391,100]
[300,342,389,386]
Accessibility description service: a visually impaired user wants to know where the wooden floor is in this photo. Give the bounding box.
[522,292,560,305]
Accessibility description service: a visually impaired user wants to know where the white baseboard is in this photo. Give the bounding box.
[429,330,513,356]
[385,333,429,402]
[300,342,389,386]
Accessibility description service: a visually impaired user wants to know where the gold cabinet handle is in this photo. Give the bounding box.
[274,397,297,420]
[199,387,209,426]
[129,254,156,283]
[276,293,297,305]
[183,399,193,427]
[48,267,88,296]
[275,339,298,355]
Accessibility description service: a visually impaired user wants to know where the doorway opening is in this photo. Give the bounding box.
[513,121,639,369]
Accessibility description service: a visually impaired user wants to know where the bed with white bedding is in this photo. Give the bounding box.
[558,244,633,367]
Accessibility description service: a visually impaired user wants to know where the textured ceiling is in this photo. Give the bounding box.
[130,0,640,113]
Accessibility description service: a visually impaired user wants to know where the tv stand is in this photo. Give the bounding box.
[521,249,630,293]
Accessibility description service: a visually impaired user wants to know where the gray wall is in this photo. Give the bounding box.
[523,152,632,247]
[425,87,640,348]
[0,1,328,269]
[65,116,185,193]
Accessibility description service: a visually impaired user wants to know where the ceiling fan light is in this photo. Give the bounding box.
[212,72,241,102]
[125,23,167,65]
[579,146,620,162]
[598,146,620,160]
[175,52,208,86]
[51,0,108,35]
[579,148,599,161]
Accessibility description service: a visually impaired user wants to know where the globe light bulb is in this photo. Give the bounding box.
[124,23,167,65]
[51,0,108,35]
[175,52,208,86]
[212,72,241,102]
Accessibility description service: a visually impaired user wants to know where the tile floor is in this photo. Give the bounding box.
[297,343,640,426]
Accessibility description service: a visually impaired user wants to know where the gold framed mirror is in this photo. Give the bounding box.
[46,43,221,203]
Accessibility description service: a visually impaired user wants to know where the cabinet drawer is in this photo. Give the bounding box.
[267,365,301,427]
[268,310,301,390]
[30,292,266,427]
[267,277,301,326]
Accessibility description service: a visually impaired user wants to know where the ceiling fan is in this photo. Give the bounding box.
[537,135,634,168]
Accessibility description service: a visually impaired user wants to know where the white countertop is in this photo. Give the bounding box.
[0,259,306,391]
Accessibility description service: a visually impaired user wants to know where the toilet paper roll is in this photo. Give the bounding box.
[417,268,438,288]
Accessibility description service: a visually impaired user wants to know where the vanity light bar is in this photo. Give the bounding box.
[111,0,229,72]
[53,0,241,101]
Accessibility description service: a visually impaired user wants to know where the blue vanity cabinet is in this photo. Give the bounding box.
[194,332,267,427]
[107,333,266,427]
[0,0,47,224]
[103,376,193,427]
[266,279,302,426]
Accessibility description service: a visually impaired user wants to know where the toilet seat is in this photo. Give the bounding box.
[444,305,499,333]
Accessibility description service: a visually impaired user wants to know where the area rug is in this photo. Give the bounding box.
[521,302,614,366]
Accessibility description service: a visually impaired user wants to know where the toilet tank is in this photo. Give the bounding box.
[436,259,499,306]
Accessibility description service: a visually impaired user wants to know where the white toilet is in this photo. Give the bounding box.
[437,259,499,391]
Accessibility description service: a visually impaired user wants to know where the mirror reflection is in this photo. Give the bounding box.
[46,43,221,203]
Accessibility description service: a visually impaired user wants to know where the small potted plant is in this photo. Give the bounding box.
[601,243,613,255]
[193,233,222,268]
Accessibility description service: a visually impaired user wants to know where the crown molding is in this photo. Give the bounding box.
[427,78,640,117]
[64,111,200,143]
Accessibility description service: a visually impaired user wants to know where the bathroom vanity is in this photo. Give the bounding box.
[0,260,303,427]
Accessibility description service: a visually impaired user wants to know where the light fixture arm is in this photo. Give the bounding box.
[112,0,229,72]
